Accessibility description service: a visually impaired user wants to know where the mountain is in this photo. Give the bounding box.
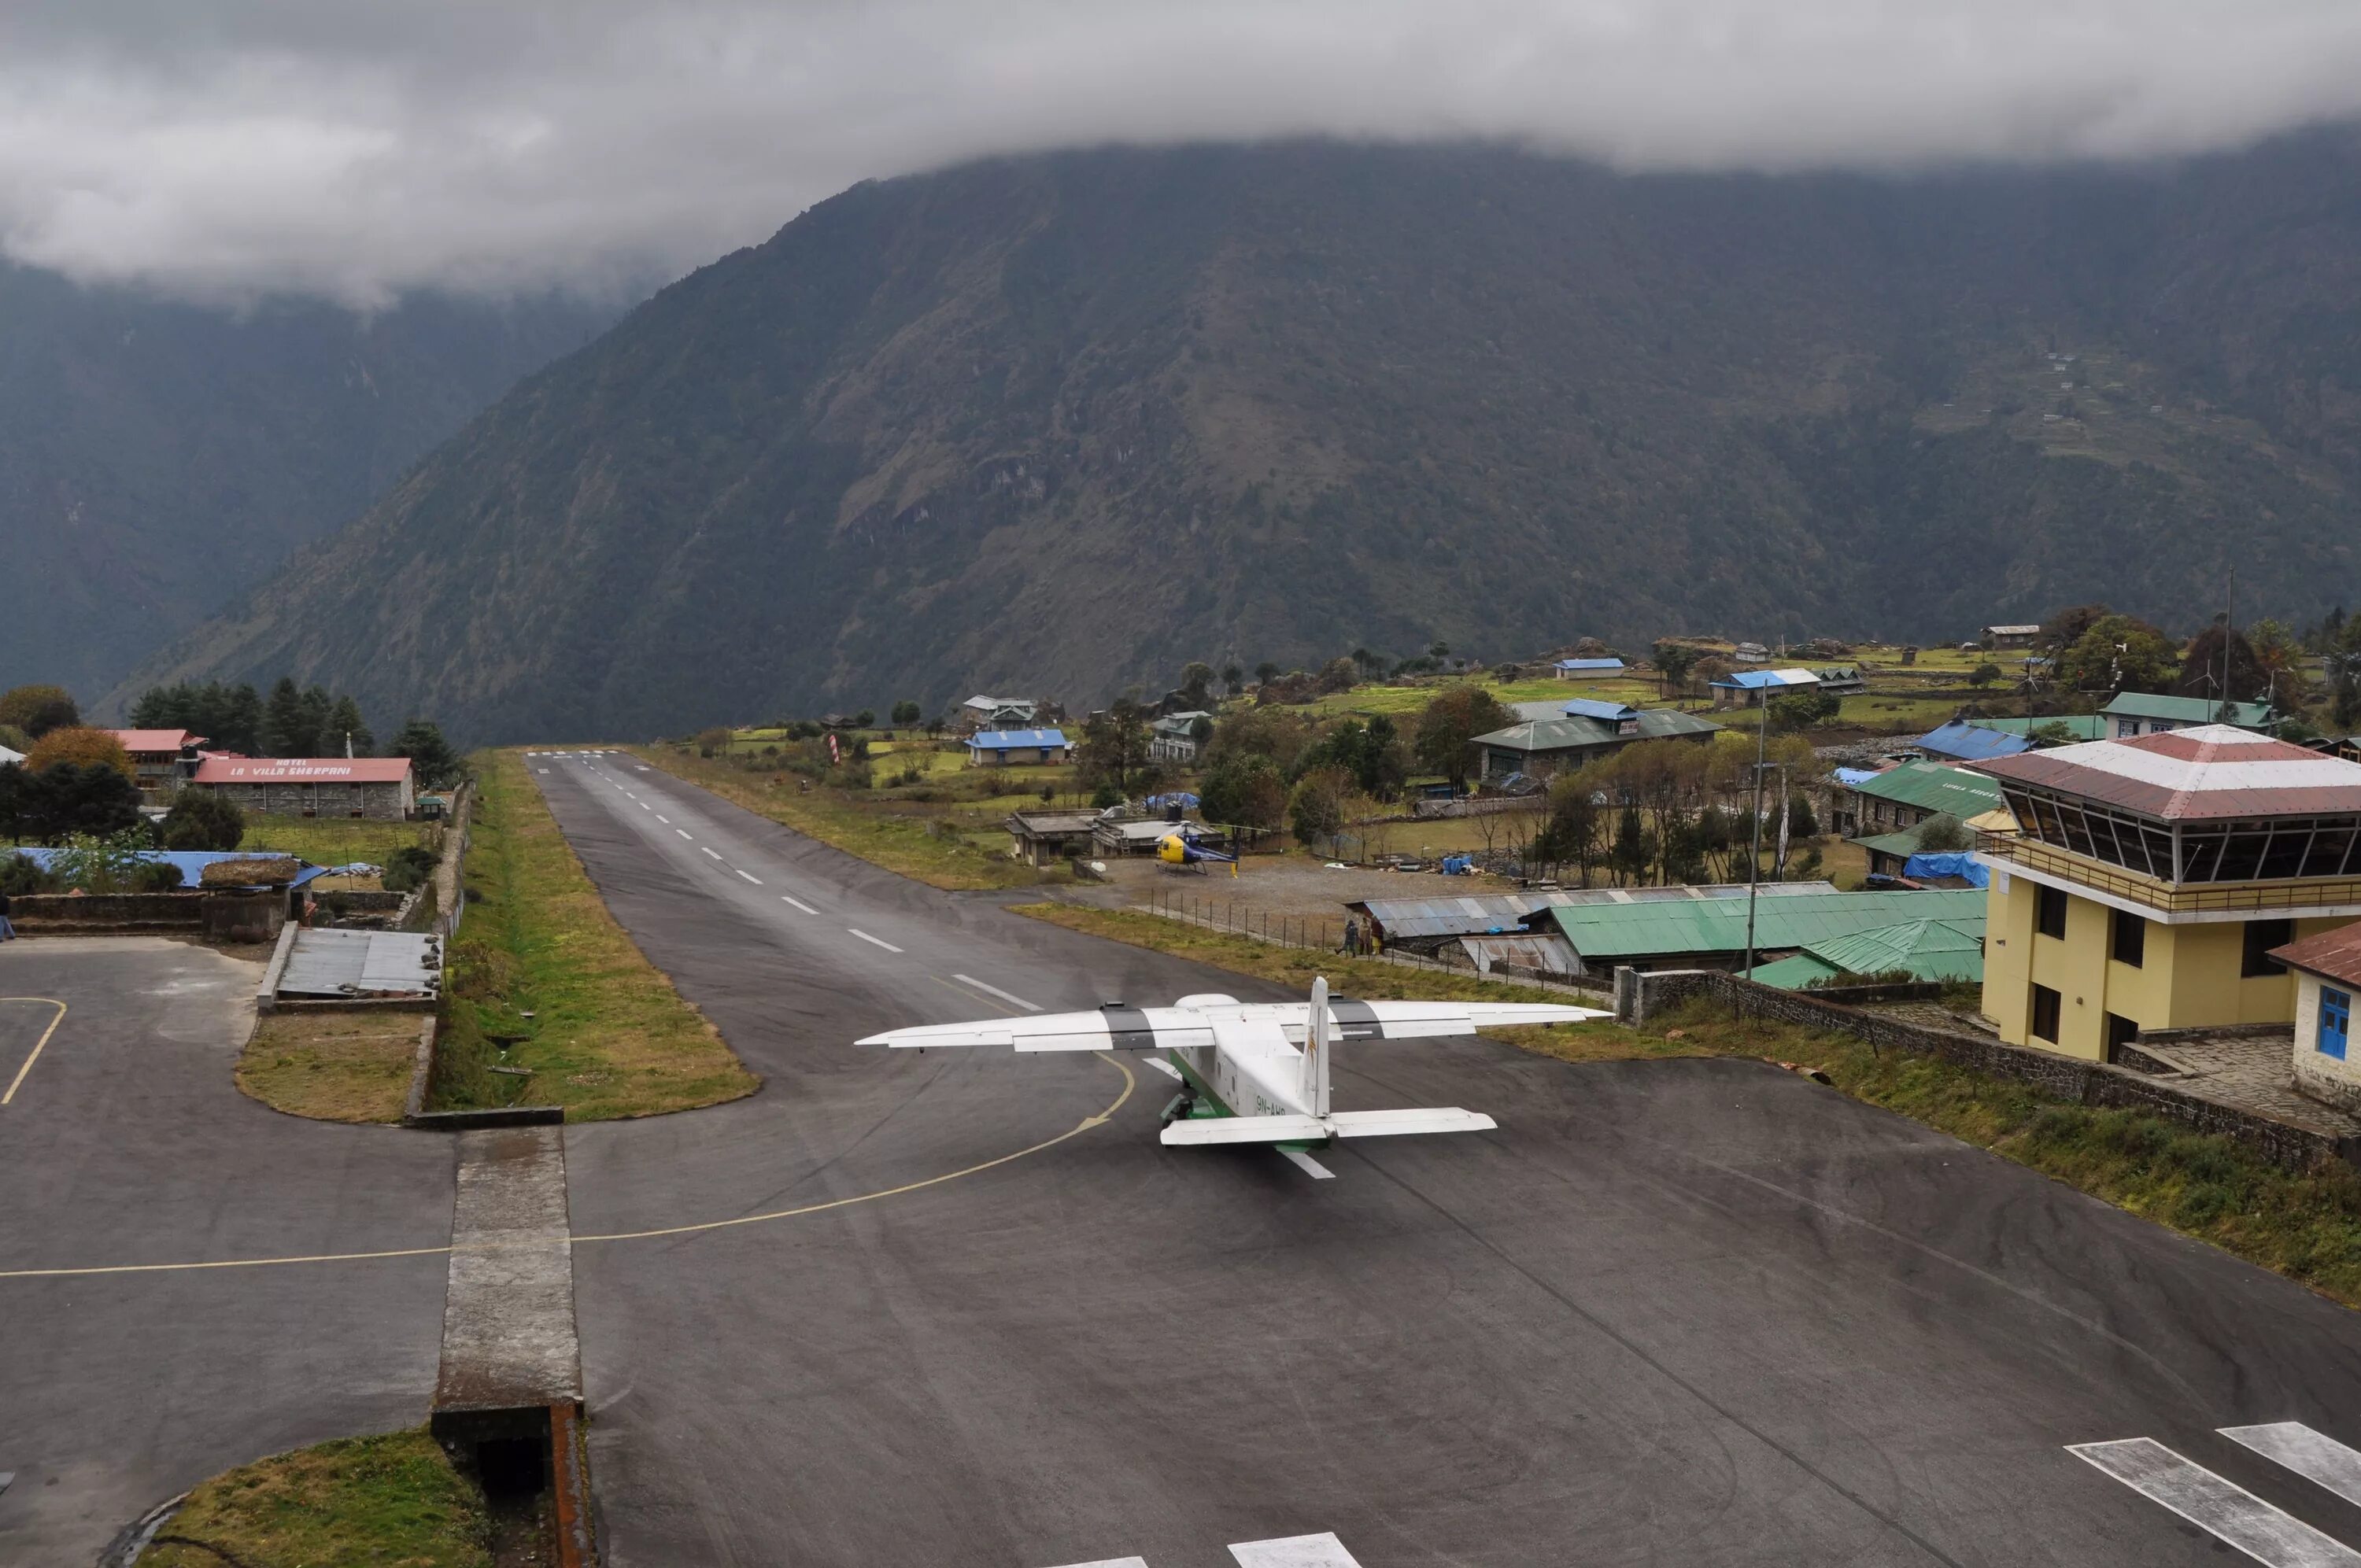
[126,136,2361,743]
[0,264,615,699]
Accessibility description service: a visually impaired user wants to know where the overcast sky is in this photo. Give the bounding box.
[9,1,2361,308]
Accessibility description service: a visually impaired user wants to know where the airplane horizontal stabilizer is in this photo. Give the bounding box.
[1325,1107,1497,1138]
[1159,1115,1331,1146]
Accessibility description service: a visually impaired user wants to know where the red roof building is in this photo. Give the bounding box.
[102,728,209,798]
[187,757,416,820]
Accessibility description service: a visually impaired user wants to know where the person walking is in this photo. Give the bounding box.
[1342,917,1362,957]
[0,887,15,942]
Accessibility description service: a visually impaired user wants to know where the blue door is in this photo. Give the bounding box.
[2323,986,2352,1062]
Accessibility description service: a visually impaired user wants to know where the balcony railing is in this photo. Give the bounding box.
[1978,833,2361,917]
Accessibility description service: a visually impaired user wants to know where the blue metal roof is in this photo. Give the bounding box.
[1554,658,1625,671]
[1916,719,2031,762]
[1562,698,1639,721]
[6,847,327,888]
[1711,668,1820,691]
[966,728,1070,749]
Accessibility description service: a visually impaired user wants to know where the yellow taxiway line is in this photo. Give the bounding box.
[0,998,68,1106]
[0,1050,1136,1281]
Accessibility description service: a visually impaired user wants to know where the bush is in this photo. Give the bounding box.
[0,852,60,895]
[131,861,186,892]
[160,790,246,851]
[0,684,79,740]
[27,725,134,779]
[382,845,440,894]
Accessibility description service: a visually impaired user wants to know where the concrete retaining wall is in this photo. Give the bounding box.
[1616,966,2352,1171]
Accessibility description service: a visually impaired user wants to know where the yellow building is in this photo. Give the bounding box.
[1975,725,2361,1061]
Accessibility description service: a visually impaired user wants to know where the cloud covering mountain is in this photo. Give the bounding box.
[11,1,2361,304]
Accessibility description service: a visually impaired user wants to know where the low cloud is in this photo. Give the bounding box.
[9,1,2361,307]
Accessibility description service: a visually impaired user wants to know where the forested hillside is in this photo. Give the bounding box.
[0,266,611,696]
[125,135,2361,742]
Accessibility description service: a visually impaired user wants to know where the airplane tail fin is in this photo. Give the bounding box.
[1301,976,1332,1117]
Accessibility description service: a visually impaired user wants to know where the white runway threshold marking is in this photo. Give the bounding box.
[848,928,903,953]
[953,973,1040,1011]
[2226,1424,2361,1510]
[1279,1149,1336,1180]
[734,869,762,884]
[2071,1437,2361,1566]
[780,895,816,914]
[1229,1536,1362,1566]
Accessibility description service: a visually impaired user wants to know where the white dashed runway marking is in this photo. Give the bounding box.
[735,869,762,884]
[780,895,816,913]
[676,828,692,839]
[952,974,1040,1011]
[848,928,903,953]
[1279,1150,1336,1180]
[700,847,723,861]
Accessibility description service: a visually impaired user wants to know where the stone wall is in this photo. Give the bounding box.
[1616,966,2351,1171]
[10,891,205,932]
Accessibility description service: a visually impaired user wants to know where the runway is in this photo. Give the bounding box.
[533,750,2361,1567]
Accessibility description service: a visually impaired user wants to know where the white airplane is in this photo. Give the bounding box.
[858,977,1608,1147]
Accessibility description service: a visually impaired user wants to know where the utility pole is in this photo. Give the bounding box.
[2219,566,2237,722]
[1743,696,1768,979]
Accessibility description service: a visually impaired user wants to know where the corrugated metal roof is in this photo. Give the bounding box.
[193,757,412,783]
[279,929,440,999]
[1562,699,1639,721]
[1982,624,2042,636]
[1539,887,1986,958]
[1354,881,1839,939]
[966,729,1070,748]
[105,729,202,754]
[1979,724,2361,820]
[1474,708,1720,753]
[1458,933,1580,974]
[1554,658,1626,671]
[2273,922,2361,987]
[1844,760,2004,816]
[2100,692,2271,727]
[1916,720,2031,762]
[1711,667,1822,690]
[1966,715,2108,740]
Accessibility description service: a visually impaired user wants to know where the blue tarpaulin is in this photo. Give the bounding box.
[1901,851,1990,887]
[6,847,327,888]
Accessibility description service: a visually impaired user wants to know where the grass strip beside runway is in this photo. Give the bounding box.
[136,1427,492,1568]
[631,744,1046,891]
[238,1013,424,1123]
[1018,902,2361,1309]
[434,749,757,1120]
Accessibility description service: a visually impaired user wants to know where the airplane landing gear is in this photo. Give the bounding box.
[1158,1090,1198,1128]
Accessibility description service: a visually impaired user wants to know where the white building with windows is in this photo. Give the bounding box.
[2272,923,2361,1114]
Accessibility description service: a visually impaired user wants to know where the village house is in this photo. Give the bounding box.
[964,728,1070,767]
[1147,710,1214,765]
[187,756,416,820]
[103,729,208,801]
[1981,624,2042,650]
[2100,692,2272,740]
[1976,725,2361,1060]
[1731,641,1772,664]
[1809,665,1868,696]
[955,695,1042,734]
[2274,924,2361,1114]
[1828,759,2004,839]
[1551,657,1626,678]
[1708,667,1821,710]
[1003,809,1102,868]
[1472,701,1720,782]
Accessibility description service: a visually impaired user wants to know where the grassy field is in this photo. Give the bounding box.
[430,748,757,1120]
[637,745,1049,891]
[238,1013,424,1123]
[236,817,437,867]
[1018,902,2361,1309]
[137,1428,490,1568]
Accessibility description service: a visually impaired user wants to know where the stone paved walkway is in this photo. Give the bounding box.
[2127,1031,2361,1141]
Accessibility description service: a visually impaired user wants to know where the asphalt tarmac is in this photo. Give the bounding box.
[0,939,454,1564]
[532,751,2361,1568]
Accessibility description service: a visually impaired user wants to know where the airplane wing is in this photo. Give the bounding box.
[1302,998,1606,1040]
[856,1006,1215,1053]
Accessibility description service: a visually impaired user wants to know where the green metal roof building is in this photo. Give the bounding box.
[1964,714,2108,742]
[1746,917,1987,989]
[1528,887,1986,975]
[1472,705,1720,781]
[2100,691,2272,739]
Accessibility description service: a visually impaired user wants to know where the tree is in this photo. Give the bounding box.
[1254,662,1280,686]
[0,684,79,739]
[27,726,134,780]
[1177,662,1217,710]
[2055,614,2178,695]
[1299,716,1408,799]
[1350,647,1380,677]
[1413,686,1513,791]
[890,700,922,726]
[1916,814,1972,853]
[1287,767,1350,847]
[1199,754,1287,829]
[263,677,315,757]
[1315,657,1358,695]
[1609,804,1653,886]
[853,708,877,729]
[2176,622,2267,708]
[325,695,373,756]
[1533,773,1605,885]
[300,685,335,754]
[2039,603,2115,659]
[10,762,143,843]
[1765,688,1840,733]
[160,790,246,851]
[1220,662,1244,695]
[2027,720,2081,748]
[1652,642,1701,694]
[387,720,461,788]
[1076,701,1151,796]
[0,724,26,754]
[1969,662,2003,688]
